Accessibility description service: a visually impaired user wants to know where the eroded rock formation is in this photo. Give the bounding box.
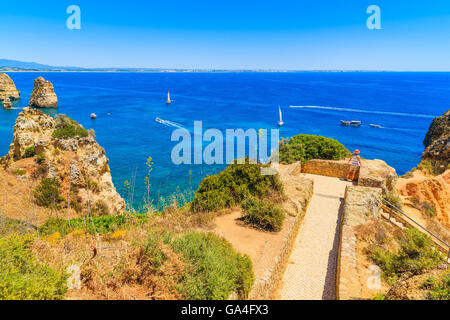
[0,73,20,101]
[421,110,450,175]
[1,107,125,215]
[28,76,58,108]
[396,110,450,227]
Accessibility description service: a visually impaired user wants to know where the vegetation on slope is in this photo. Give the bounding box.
[191,159,283,213]
[0,235,67,300]
[369,228,445,282]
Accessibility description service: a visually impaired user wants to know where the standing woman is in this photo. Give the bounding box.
[347,149,362,181]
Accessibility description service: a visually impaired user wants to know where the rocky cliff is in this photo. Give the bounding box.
[28,77,58,108]
[396,110,450,227]
[0,73,20,101]
[421,110,449,175]
[1,107,125,216]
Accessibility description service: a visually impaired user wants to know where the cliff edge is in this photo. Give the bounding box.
[0,107,125,218]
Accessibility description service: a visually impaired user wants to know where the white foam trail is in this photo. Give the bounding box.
[290,105,436,119]
[157,119,184,129]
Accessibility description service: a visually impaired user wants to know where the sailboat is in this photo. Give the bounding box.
[278,105,284,127]
[166,91,172,105]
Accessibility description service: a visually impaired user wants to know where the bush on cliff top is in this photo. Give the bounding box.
[280,134,350,164]
[0,235,67,300]
[190,159,283,212]
[146,230,254,299]
[241,197,285,232]
[52,115,88,139]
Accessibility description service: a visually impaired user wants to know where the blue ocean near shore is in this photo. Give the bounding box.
[1,72,449,210]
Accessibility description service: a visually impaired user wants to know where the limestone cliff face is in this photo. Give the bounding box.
[28,77,58,108]
[1,107,125,215]
[396,110,450,227]
[0,73,20,101]
[421,110,450,175]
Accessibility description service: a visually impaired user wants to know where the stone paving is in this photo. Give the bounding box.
[279,174,351,300]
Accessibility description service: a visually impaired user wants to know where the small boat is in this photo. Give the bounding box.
[278,105,284,127]
[156,117,163,124]
[370,124,382,128]
[90,113,97,119]
[341,120,362,127]
[166,91,172,104]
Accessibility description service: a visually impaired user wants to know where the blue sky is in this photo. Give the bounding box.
[1,0,450,70]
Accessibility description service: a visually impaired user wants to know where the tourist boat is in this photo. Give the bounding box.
[278,105,284,127]
[90,113,97,119]
[370,124,382,128]
[341,120,362,127]
[166,91,172,104]
[156,117,164,124]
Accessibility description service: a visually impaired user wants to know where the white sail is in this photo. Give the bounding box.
[166,91,171,104]
[279,105,282,122]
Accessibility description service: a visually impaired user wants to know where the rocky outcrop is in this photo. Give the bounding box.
[397,170,450,227]
[2,98,12,109]
[0,73,20,101]
[301,159,397,194]
[358,159,397,194]
[1,107,125,215]
[342,186,382,227]
[28,77,58,108]
[421,110,450,175]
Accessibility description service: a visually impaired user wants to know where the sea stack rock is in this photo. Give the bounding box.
[0,108,125,215]
[0,73,20,101]
[29,76,58,108]
[2,98,12,109]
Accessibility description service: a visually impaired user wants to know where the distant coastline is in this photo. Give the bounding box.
[2,59,450,73]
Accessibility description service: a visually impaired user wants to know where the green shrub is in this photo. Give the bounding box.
[52,116,88,139]
[279,134,350,164]
[0,235,67,300]
[34,178,64,209]
[12,169,26,176]
[279,138,304,164]
[424,272,450,300]
[417,160,434,175]
[241,197,285,232]
[22,146,36,159]
[164,231,254,299]
[370,228,445,281]
[191,159,283,212]
[39,214,147,236]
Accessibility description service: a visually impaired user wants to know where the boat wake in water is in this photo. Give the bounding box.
[290,105,437,119]
[155,118,184,129]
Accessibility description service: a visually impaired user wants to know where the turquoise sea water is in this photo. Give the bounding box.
[1,72,449,210]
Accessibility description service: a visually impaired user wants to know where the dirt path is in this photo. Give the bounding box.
[279,174,351,300]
